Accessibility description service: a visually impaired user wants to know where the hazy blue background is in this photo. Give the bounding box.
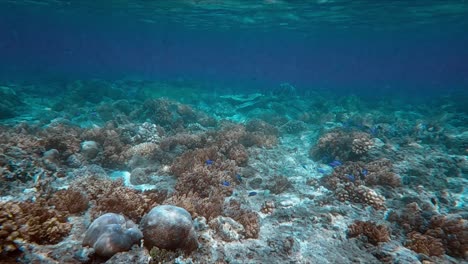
[1,1,467,94]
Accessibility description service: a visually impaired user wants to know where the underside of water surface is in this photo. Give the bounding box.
[0,1,467,264]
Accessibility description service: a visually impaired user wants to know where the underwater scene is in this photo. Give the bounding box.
[0,0,467,263]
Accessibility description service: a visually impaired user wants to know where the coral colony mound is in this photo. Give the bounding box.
[0,80,467,264]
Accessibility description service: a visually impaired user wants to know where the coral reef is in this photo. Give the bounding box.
[388,202,467,259]
[320,159,400,209]
[0,200,71,255]
[71,174,166,222]
[83,213,143,258]
[140,205,198,252]
[405,231,445,257]
[48,188,89,214]
[224,200,260,239]
[81,124,130,168]
[310,129,374,161]
[347,220,391,245]
[1,79,467,263]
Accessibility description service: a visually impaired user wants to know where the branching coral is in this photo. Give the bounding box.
[320,159,400,209]
[335,184,386,210]
[164,190,224,221]
[386,202,428,233]
[159,133,207,152]
[347,220,391,245]
[227,144,249,167]
[0,200,71,254]
[224,200,260,239]
[71,175,166,222]
[174,160,236,198]
[81,124,130,168]
[39,124,83,157]
[425,214,467,258]
[405,231,445,257]
[48,188,89,214]
[388,203,467,259]
[309,129,374,161]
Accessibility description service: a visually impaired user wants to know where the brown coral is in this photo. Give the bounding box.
[165,190,224,221]
[81,124,130,168]
[48,188,89,214]
[335,184,386,210]
[0,200,71,254]
[227,144,249,167]
[319,159,401,209]
[426,214,468,258]
[351,132,374,155]
[347,220,391,245]
[39,123,83,157]
[71,175,165,222]
[224,200,260,239]
[309,129,373,161]
[405,231,445,257]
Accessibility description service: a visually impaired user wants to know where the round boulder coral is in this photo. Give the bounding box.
[80,140,99,159]
[83,213,143,258]
[140,205,198,252]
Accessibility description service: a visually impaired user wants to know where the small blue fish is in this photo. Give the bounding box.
[222,181,230,186]
[301,164,307,169]
[361,169,368,177]
[329,160,342,168]
[205,159,214,165]
[236,174,243,183]
[317,168,327,174]
[346,174,355,182]
[248,191,257,197]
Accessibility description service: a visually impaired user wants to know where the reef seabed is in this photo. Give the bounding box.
[0,80,467,263]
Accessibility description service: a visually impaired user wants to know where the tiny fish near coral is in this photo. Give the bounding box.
[205,159,214,165]
[346,174,356,182]
[329,160,342,168]
[317,168,327,174]
[236,174,243,183]
[222,180,230,186]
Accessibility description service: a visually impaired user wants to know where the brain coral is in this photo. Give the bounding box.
[140,205,198,252]
[82,213,143,258]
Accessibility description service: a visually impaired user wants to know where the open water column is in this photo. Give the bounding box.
[0,1,467,263]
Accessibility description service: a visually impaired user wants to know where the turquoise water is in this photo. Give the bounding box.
[0,1,467,263]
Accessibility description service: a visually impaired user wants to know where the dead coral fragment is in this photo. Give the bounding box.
[347,220,390,245]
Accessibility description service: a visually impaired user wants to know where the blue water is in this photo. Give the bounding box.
[1,1,467,94]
